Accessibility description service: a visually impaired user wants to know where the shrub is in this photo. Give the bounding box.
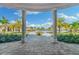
[0,33,22,43]
[0,32,29,43]
[36,32,43,36]
[57,34,79,44]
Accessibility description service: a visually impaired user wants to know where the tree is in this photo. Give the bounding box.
[71,21,79,33]
[57,17,64,33]
[0,16,9,32]
[9,24,15,32]
[48,27,53,31]
[62,23,70,32]
[1,16,8,24]
[15,19,22,32]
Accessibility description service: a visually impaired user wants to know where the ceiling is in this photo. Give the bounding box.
[0,3,78,11]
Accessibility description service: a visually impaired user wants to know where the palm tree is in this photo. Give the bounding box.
[15,19,22,32]
[57,17,64,33]
[62,23,70,32]
[71,21,79,33]
[0,16,9,32]
[9,24,15,32]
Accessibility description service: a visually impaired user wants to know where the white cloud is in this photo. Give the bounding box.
[47,22,52,25]
[14,10,22,17]
[58,13,68,18]
[27,21,52,29]
[76,13,79,17]
[58,13,79,24]
[14,10,41,17]
[47,18,52,21]
[27,11,41,15]
[58,13,77,20]
[29,24,36,27]
[9,20,16,23]
[14,12,19,15]
[69,16,77,19]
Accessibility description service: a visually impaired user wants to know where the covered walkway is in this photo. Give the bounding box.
[0,3,79,55]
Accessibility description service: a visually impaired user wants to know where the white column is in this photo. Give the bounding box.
[22,10,26,43]
[53,9,57,41]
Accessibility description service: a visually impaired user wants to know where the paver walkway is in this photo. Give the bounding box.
[0,35,79,55]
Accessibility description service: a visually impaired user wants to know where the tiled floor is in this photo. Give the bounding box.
[0,35,79,55]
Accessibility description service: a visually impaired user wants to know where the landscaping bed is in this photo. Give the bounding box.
[57,33,79,44]
[0,33,22,43]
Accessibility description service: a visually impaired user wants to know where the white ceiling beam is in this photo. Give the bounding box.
[0,3,78,11]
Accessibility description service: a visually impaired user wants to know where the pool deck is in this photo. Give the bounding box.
[0,35,79,55]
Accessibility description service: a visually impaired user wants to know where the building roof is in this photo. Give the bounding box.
[0,3,78,11]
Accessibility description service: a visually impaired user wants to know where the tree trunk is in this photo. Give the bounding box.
[70,29,73,34]
[58,26,61,33]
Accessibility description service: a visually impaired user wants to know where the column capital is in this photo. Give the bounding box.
[51,8,57,11]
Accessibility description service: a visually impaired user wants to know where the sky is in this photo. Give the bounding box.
[58,5,79,24]
[0,5,79,28]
